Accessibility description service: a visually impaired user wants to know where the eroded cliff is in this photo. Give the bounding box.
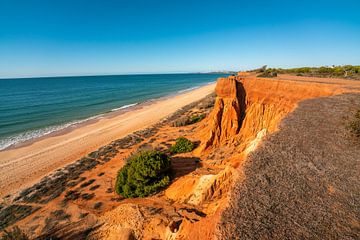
[164,72,345,239]
[74,73,352,240]
[10,72,356,240]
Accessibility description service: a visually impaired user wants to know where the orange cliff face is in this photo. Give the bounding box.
[196,73,345,156]
[202,76,245,148]
[176,73,353,239]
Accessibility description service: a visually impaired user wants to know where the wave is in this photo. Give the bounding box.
[176,81,215,94]
[111,103,138,112]
[0,103,141,151]
[177,86,201,93]
[0,115,101,151]
[0,81,214,151]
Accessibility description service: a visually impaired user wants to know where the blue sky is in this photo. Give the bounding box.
[0,0,359,78]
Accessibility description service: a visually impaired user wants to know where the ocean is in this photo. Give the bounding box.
[0,73,227,150]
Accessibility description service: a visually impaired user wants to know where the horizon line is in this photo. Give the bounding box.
[0,70,236,80]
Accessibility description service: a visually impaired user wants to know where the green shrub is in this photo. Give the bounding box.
[277,65,360,79]
[258,65,267,72]
[189,114,206,124]
[170,137,195,153]
[348,110,360,137]
[1,226,29,240]
[115,150,171,198]
[257,69,278,78]
[251,65,360,79]
[171,116,189,127]
[172,114,206,127]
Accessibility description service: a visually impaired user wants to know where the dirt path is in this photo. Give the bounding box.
[218,93,360,239]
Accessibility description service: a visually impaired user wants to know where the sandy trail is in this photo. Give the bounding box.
[0,83,215,197]
[218,92,360,239]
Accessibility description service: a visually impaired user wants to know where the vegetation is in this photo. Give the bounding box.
[115,150,171,198]
[348,110,360,137]
[188,114,206,124]
[94,202,103,209]
[254,65,360,79]
[172,114,206,127]
[170,137,195,154]
[1,226,29,240]
[257,68,278,78]
[281,65,360,78]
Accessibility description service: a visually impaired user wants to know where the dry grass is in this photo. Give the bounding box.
[217,93,360,239]
[348,110,360,137]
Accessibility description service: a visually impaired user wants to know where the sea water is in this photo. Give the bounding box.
[0,73,226,150]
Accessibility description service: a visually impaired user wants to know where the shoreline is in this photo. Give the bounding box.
[1,81,215,152]
[0,83,216,198]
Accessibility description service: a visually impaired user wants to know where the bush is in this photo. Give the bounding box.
[171,116,189,127]
[1,226,29,240]
[278,65,360,79]
[115,150,171,198]
[170,137,195,154]
[348,110,360,137]
[257,69,278,78]
[172,114,206,127]
[189,114,206,124]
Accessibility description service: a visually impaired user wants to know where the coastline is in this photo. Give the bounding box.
[0,83,216,198]
[0,81,216,152]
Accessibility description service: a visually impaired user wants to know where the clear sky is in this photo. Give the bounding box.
[0,0,359,78]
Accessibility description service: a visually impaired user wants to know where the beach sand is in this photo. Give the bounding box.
[0,83,215,197]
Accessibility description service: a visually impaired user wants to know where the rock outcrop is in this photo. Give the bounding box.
[202,76,246,149]
[165,166,236,207]
[198,72,340,154]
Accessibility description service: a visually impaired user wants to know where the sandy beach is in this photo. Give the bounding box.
[0,83,215,197]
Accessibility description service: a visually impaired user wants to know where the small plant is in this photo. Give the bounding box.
[172,114,206,127]
[94,202,103,209]
[257,69,278,78]
[81,193,95,200]
[172,116,189,127]
[189,114,206,124]
[115,150,171,198]
[80,179,95,188]
[259,65,267,73]
[89,185,100,191]
[79,212,89,219]
[348,110,360,137]
[170,137,195,154]
[1,226,29,240]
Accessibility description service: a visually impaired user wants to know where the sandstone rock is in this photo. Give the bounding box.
[202,77,246,149]
[166,167,236,207]
[198,73,336,153]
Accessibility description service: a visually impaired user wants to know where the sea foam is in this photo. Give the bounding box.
[111,103,138,112]
[0,116,100,151]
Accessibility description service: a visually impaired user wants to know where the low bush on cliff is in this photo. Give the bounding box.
[253,65,360,79]
[189,114,206,124]
[1,226,29,240]
[348,110,360,137]
[170,137,195,153]
[171,114,206,127]
[171,116,189,127]
[257,69,278,78]
[115,150,171,198]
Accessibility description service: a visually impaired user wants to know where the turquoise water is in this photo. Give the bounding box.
[0,73,226,150]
